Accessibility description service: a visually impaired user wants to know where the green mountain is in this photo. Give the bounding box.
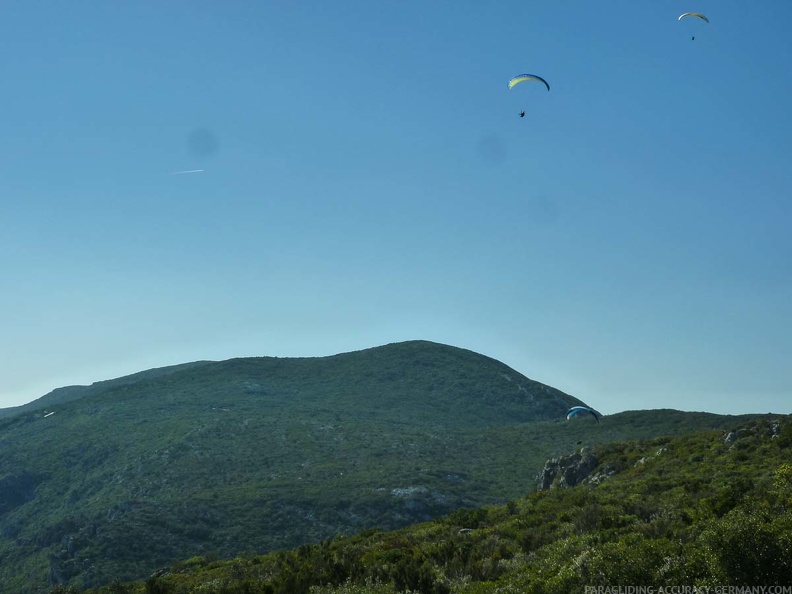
[0,341,760,592]
[75,416,792,594]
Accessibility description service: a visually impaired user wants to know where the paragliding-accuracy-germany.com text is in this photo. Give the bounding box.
[584,586,792,594]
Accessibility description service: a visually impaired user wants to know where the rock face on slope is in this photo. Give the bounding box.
[537,448,599,490]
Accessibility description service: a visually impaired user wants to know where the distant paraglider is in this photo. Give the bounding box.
[509,74,550,119]
[678,12,709,40]
[566,406,601,424]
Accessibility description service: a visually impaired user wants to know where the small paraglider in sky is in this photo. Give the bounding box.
[509,74,550,119]
[566,406,602,424]
[678,12,709,40]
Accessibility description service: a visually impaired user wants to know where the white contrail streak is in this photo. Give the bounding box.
[170,169,205,175]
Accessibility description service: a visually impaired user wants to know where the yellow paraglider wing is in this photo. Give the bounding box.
[508,74,550,92]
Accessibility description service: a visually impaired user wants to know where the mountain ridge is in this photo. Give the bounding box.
[1,340,585,425]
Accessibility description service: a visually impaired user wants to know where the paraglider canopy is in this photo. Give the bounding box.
[508,74,550,92]
[678,12,709,23]
[566,406,602,423]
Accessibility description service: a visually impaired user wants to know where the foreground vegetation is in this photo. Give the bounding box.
[64,416,792,593]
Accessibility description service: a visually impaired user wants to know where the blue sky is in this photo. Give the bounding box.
[1,1,790,415]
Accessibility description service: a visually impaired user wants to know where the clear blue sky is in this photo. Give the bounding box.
[2,1,790,415]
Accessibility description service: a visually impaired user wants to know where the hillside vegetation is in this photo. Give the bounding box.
[0,341,761,592]
[70,416,792,593]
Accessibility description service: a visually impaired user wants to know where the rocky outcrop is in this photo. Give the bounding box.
[724,419,783,445]
[537,448,599,490]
